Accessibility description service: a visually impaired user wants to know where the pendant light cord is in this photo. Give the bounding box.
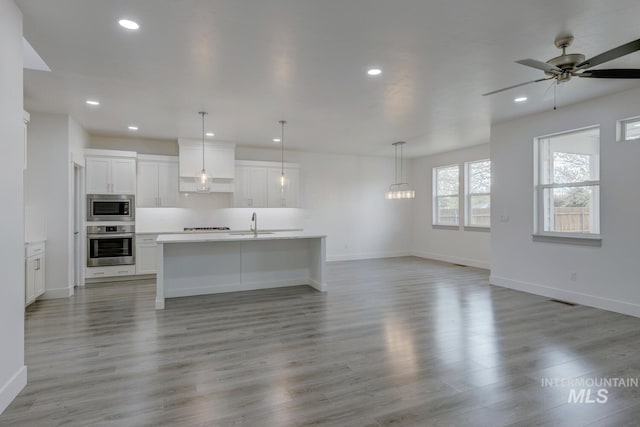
[399,142,404,183]
[199,111,207,171]
[279,120,286,176]
[394,143,398,184]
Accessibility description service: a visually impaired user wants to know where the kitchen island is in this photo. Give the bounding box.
[155,231,327,309]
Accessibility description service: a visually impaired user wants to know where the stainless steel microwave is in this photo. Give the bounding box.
[87,194,135,222]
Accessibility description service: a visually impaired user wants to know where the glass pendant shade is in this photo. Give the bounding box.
[386,141,415,200]
[195,111,210,193]
[195,168,210,192]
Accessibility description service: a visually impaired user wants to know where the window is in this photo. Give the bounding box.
[465,160,491,227]
[620,117,640,141]
[433,165,459,225]
[535,127,600,236]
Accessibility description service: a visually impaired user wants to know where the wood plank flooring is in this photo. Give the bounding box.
[2,256,640,426]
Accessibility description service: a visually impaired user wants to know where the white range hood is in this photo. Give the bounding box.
[177,138,235,193]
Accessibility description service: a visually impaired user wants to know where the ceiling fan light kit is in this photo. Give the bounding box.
[483,35,640,96]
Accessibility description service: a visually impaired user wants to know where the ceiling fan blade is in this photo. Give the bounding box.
[578,69,640,79]
[516,59,562,74]
[576,39,640,70]
[482,77,553,96]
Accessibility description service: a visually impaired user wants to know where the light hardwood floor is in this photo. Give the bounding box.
[2,257,640,426]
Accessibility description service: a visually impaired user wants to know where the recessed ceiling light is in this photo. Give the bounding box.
[367,68,382,76]
[85,100,100,106]
[128,125,138,131]
[206,132,214,137]
[118,19,139,30]
[514,97,528,103]
[273,138,281,143]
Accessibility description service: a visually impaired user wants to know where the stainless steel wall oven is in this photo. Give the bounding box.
[87,225,135,267]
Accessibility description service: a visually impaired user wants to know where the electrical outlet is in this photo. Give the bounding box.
[500,215,510,223]
[570,272,577,282]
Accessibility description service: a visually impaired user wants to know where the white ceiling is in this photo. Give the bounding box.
[18,0,640,157]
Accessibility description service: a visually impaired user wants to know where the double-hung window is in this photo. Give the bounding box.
[619,116,640,141]
[535,127,600,236]
[433,165,460,225]
[465,160,491,227]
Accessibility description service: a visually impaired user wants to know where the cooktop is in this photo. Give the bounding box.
[183,227,230,231]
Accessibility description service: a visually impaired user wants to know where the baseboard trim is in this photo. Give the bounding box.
[490,275,640,318]
[0,366,27,415]
[411,251,490,270]
[309,279,327,292]
[327,251,412,262]
[41,286,74,300]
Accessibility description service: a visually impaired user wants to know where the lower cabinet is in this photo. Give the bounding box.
[85,265,136,280]
[136,234,158,275]
[25,242,46,306]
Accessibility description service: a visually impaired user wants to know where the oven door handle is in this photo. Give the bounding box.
[87,234,135,239]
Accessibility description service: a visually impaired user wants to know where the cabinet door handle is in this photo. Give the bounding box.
[94,272,105,275]
[117,270,128,274]
[35,259,40,270]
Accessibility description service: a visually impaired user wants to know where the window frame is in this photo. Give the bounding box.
[464,159,491,229]
[534,126,601,239]
[432,164,460,227]
[618,116,640,142]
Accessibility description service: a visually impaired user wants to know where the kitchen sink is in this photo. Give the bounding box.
[228,231,276,236]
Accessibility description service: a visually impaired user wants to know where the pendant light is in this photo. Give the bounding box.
[195,111,210,193]
[278,120,288,196]
[385,141,415,199]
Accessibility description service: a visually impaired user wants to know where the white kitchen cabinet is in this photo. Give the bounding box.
[85,265,136,280]
[234,166,268,207]
[178,139,235,193]
[233,160,300,208]
[85,150,137,195]
[25,242,45,306]
[137,155,179,207]
[267,167,299,208]
[135,234,158,275]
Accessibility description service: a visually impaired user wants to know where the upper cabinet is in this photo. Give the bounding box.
[85,150,137,195]
[267,166,299,208]
[137,155,179,207]
[178,139,235,193]
[234,160,300,208]
[234,165,268,208]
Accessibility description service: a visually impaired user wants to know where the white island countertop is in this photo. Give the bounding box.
[157,231,326,244]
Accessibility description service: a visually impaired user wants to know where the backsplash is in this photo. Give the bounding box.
[135,192,304,232]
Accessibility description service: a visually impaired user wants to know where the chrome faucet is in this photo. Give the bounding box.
[250,212,258,235]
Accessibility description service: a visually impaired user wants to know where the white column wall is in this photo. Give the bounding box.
[491,86,640,317]
[409,144,491,268]
[0,0,26,414]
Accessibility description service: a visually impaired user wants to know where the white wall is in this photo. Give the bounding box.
[91,135,413,261]
[491,86,640,317]
[26,113,87,299]
[409,144,491,268]
[237,147,413,261]
[0,0,26,414]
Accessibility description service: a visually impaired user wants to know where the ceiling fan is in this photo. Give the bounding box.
[483,34,640,96]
